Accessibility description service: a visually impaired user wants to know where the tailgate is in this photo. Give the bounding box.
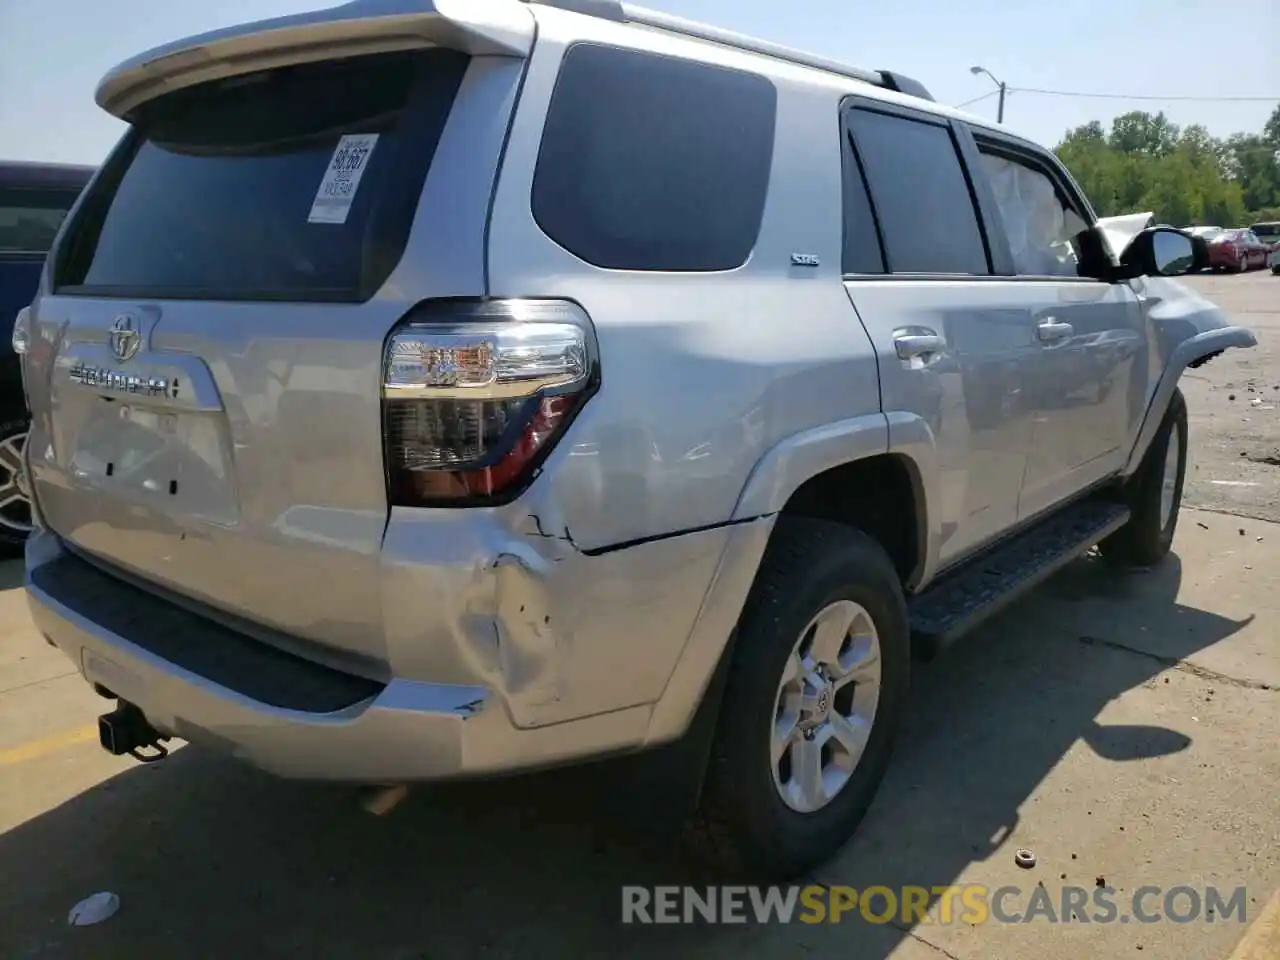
[24,38,510,667]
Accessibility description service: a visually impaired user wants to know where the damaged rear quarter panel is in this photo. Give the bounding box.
[379,505,735,730]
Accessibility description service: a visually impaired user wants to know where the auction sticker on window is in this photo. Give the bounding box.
[308,133,379,225]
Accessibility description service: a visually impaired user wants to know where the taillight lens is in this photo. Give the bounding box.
[382,299,598,506]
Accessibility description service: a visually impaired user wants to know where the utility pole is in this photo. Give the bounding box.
[969,66,1007,124]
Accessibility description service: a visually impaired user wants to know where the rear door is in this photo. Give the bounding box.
[964,132,1149,520]
[24,47,493,665]
[839,98,1040,567]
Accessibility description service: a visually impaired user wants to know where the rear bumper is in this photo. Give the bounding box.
[25,514,772,781]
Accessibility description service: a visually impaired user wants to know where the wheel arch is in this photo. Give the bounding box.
[1123,326,1256,478]
[730,412,937,589]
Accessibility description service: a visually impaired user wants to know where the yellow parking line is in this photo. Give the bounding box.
[0,723,98,766]
[1227,890,1280,960]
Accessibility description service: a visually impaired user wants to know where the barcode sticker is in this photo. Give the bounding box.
[308,133,380,225]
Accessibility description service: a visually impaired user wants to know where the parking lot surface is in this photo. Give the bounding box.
[1179,270,1280,522]
[1,271,1276,960]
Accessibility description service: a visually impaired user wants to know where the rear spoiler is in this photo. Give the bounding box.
[95,0,536,120]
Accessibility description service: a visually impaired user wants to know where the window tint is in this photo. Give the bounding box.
[57,49,470,301]
[840,136,886,274]
[0,188,82,254]
[532,43,776,272]
[846,109,988,275]
[976,149,1089,277]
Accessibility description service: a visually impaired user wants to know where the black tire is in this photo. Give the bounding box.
[1100,388,1187,568]
[0,417,33,554]
[688,517,910,881]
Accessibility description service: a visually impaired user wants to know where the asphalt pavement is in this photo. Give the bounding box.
[1179,270,1280,522]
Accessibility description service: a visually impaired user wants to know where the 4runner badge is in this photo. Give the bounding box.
[109,313,142,363]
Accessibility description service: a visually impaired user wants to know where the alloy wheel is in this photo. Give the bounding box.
[771,599,882,814]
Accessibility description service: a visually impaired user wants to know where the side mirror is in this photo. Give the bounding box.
[1118,226,1203,278]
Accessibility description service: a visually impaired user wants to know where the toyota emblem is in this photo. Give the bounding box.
[109,314,141,363]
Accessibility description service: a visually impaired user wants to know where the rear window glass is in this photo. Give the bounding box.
[532,43,777,272]
[1251,224,1280,238]
[56,48,469,301]
[0,188,83,254]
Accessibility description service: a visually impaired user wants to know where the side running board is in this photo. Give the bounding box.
[908,498,1131,656]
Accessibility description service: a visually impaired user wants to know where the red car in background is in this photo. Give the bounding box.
[1190,226,1269,272]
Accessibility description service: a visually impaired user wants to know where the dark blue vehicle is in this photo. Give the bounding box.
[1,160,95,550]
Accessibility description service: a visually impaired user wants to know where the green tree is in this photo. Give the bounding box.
[1055,109,1259,226]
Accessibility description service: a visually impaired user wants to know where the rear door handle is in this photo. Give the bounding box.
[893,331,946,360]
[1037,319,1073,342]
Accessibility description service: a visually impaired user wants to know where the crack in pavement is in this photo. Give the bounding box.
[895,924,965,959]
[804,880,966,959]
[0,669,78,697]
[1077,635,1273,691]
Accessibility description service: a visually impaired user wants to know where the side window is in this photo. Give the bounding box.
[840,134,886,274]
[844,108,989,275]
[0,187,82,255]
[532,43,776,272]
[974,148,1090,278]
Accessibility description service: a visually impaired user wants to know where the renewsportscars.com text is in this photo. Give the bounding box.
[621,884,1249,926]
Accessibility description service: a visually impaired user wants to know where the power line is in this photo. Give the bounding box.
[1009,87,1276,103]
[953,90,1000,109]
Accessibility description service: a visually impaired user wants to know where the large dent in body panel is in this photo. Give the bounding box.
[379,498,734,731]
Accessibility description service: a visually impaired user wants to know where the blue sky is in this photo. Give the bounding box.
[1,0,1276,166]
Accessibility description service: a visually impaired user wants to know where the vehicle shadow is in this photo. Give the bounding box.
[0,551,1253,960]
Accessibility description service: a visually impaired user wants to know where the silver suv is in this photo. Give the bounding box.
[18,0,1256,880]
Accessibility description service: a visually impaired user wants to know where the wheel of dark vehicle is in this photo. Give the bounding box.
[0,418,33,554]
[1100,388,1188,569]
[688,517,910,880]
[1238,254,1248,273]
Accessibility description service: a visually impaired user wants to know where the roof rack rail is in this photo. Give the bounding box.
[519,0,935,102]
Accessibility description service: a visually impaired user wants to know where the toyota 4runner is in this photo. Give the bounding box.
[19,0,1257,880]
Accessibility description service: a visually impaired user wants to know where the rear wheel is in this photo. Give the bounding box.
[689,517,910,880]
[1238,254,1249,273]
[1100,388,1187,568]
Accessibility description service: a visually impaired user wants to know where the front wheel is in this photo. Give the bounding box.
[1100,388,1187,568]
[690,517,910,880]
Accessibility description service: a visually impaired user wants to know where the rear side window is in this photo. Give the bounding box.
[845,108,989,275]
[56,49,470,301]
[0,187,83,255]
[532,43,776,272]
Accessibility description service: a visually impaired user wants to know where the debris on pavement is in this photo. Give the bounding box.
[67,892,119,926]
[1014,848,1037,869]
[359,783,410,817]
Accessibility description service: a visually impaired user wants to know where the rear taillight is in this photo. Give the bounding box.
[382,299,598,507]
